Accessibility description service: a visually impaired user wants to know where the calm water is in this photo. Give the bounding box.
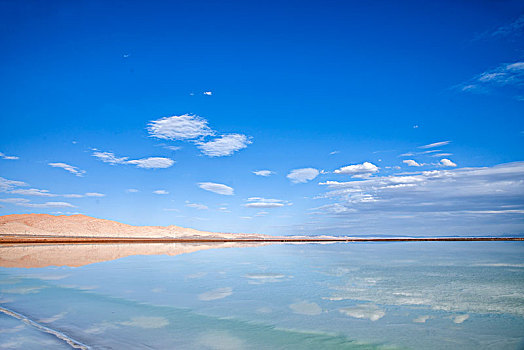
[0,242,523,349]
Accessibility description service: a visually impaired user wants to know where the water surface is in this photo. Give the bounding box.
[0,242,523,349]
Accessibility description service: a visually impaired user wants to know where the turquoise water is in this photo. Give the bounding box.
[0,242,523,349]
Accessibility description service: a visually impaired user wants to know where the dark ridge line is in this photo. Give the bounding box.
[1,237,523,244]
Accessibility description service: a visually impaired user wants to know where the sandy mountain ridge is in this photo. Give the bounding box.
[0,214,269,239]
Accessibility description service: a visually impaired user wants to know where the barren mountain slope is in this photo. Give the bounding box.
[0,214,267,239]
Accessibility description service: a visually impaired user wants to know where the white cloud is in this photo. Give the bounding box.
[339,304,385,321]
[418,141,451,149]
[9,188,54,197]
[92,151,174,169]
[244,197,290,208]
[48,163,86,177]
[0,178,101,199]
[92,151,128,164]
[403,159,422,167]
[287,168,320,183]
[203,91,212,96]
[198,182,234,195]
[334,162,378,178]
[148,114,252,157]
[0,198,30,204]
[186,202,208,210]
[329,150,340,155]
[8,190,102,198]
[198,287,233,301]
[196,134,251,157]
[420,149,442,154]
[147,114,214,140]
[2,198,77,208]
[315,162,524,235]
[153,190,169,195]
[85,192,105,197]
[0,152,19,160]
[253,170,274,177]
[440,158,457,167]
[0,177,27,191]
[126,157,175,169]
[126,189,139,193]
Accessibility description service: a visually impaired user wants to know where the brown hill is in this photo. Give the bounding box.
[0,214,267,239]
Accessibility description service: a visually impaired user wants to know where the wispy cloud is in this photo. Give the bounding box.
[244,197,290,208]
[0,152,19,160]
[198,182,234,195]
[48,162,86,177]
[252,170,274,177]
[162,145,182,151]
[287,168,320,183]
[0,177,27,191]
[0,198,76,208]
[459,61,524,96]
[148,114,214,140]
[196,134,252,157]
[186,202,209,210]
[85,192,105,197]
[8,189,104,198]
[0,177,103,199]
[403,159,422,167]
[9,188,54,196]
[333,162,378,178]
[126,157,175,169]
[315,162,524,234]
[491,15,524,38]
[0,198,31,204]
[92,151,174,169]
[418,141,450,149]
[153,190,169,195]
[431,153,452,157]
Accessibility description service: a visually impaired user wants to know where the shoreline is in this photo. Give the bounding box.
[1,235,523,244]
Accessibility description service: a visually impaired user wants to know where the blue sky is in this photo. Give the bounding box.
[0,0,523,236]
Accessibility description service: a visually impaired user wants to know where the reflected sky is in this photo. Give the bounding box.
[0,242,523,349]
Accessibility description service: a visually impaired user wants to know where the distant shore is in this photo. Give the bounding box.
[1,235,522,244]
[2,214,523,245]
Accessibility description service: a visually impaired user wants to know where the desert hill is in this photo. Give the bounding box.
[0,214,267,239]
